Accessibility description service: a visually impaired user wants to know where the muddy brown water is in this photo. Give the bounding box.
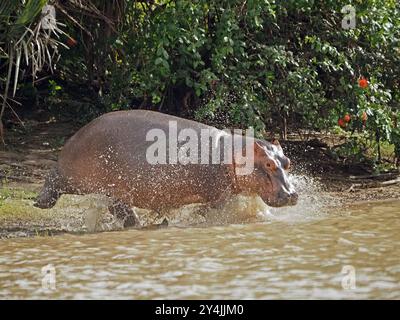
[0,196,399,299]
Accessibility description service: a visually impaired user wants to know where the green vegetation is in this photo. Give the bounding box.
[1,0,399,168]
[0,186,37,202]
[0,185,40,220]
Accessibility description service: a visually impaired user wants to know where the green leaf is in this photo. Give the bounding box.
[16,0,47,25]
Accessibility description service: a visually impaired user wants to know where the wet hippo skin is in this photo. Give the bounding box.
[34,110,298,227]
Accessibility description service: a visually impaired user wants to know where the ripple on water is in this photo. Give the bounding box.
[0,182,399,299]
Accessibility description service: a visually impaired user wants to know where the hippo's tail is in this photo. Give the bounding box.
[34,167,63,209]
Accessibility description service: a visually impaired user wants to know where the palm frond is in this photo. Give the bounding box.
[1,0,66,121]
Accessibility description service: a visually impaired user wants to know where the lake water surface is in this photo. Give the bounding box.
[0,198,399,299]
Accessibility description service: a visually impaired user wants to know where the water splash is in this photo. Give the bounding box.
[137,173,338,227]
[17,173,337,236]
[266,174,339,223]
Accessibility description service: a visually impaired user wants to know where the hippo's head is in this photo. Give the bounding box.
[236,139,298,207]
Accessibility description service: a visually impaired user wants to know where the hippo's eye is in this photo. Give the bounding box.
[264,159,277,171]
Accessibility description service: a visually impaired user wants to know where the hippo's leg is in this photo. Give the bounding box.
[196,197,230,219]
[139,218,168,230]
[34,167,63,209]
[202,196,230,213]
[108,201,140,228]
[210,199,228,210]
[151,208,171,225]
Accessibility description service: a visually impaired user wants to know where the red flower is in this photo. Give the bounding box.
[343,114,351,123]
[361,111,368,122]
[358,77,368,89]
[67,37,77,48]
[338,118,346,128]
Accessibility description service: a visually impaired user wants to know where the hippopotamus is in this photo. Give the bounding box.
[35,110,298,227]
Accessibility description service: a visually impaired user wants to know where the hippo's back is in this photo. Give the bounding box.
[61,110,213,161]
[57,110,229,210]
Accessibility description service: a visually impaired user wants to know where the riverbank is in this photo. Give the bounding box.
[1,119,399,239]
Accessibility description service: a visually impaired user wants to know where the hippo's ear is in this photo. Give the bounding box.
[254,141,265,155]
[272,139,283,150]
